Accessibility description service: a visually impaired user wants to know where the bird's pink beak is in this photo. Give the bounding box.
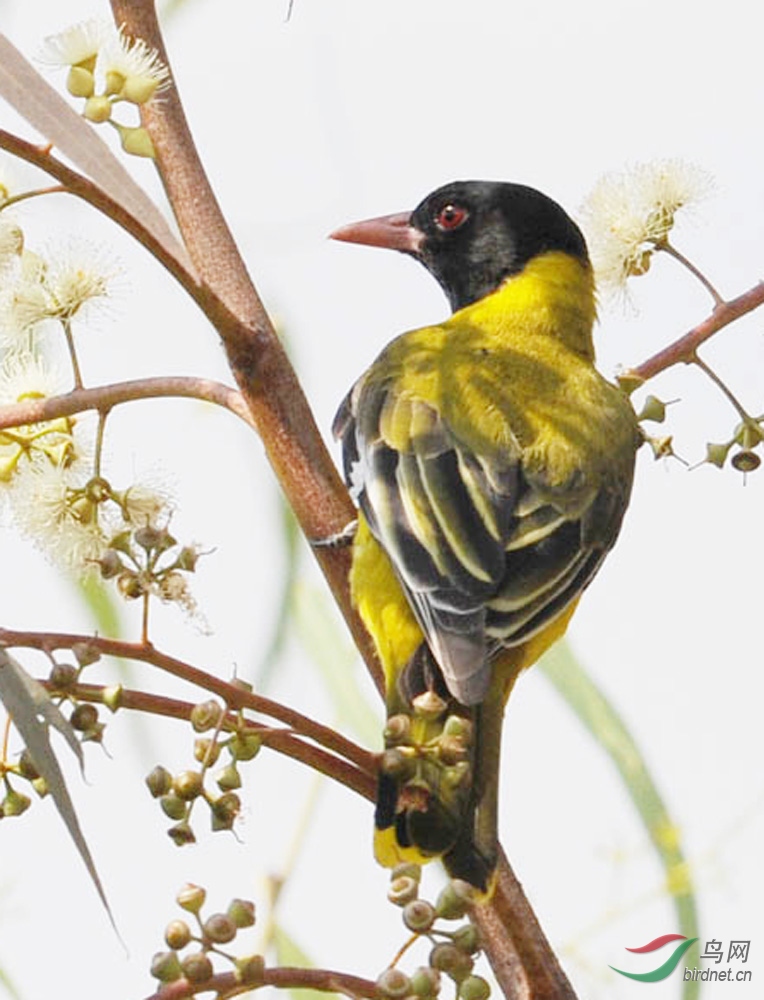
[330,210,424,254]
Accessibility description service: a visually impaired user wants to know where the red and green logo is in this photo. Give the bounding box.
[610,934,699,982]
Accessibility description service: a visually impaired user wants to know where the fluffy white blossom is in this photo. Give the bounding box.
[41,18,109,69]
[580,160,713,295]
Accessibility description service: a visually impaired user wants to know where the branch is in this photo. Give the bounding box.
[626,280,764,382]
[471,848,577,1000]
[0,377,253,430]
[65,681,374,801]
[143,965,379,1000]
[0,629,374,775]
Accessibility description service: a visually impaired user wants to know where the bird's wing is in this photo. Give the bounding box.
[334,372,520,705]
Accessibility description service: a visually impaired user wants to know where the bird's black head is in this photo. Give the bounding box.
[331,180,589,312]
[410,180,589,310]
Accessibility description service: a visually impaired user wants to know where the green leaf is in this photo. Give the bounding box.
[539,640,700,1000]
[0,649,117,935]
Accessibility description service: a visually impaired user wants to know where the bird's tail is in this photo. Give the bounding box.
[373,644,518,894]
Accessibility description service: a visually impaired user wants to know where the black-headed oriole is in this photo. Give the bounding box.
[331,181,640,892]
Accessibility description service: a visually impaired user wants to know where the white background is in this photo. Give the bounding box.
[0,1,762,999]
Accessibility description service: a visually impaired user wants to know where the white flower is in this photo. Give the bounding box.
[120,482,174,527]
[0,349,63,404]
[579,160,713,294]
[100,26,170,102]
[10,463,106,573]
[41,18,110,69]
[0,218,23,269]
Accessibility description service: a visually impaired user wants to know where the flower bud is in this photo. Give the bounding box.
[145,765,173,798]
[216,763,242,791]
[636,394,666,423]
[227,898,256,928]
[435,880,475,920]
[384,714,412,744]
[172,770,204,801]
[70,703,98,731]
[411,966,441,998]
[388,875,419,907]
[731,449,760,473]
[704,441,732,468]
[459,975,491,1000]
[150,950,183,982]
[49,662,77,691]
[181,951,213,984]
[194,738,222,766]
[122,74,162,105]
[164,919,192,950]
[160,792,187,821]
[412,690,448,719]
[66,66,95,98]
[429,942,473,981]
[403,899,436,933]
[228,732,261,761]
[167,820,196,846]
[177,883,206,914]
[203,913,237,944]
[376,968,412,998]
[191,700,224,733]
[235,954,265,985]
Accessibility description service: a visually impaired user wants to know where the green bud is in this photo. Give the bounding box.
[203,912,237,944]
[451,924,480,954]
[235,954,265,985]
[438,736,470,765]
[104,70,126,96]
[164,919,192,950]
[121,74,162,105]
[194,738,222,766]
[216,763,242,791]
[227,898,256,928]
[430,942,473,981]
[102,684,123,713]
[145,765,173,798]
[403,899,436,933]
[228,731,261,761]
[384,714,412,744]
[388,874,419,907]
[167,820,196,846]
[2,787,31,817]
[734,420,764,449]
[435,880,475,920]
[66,66,95,98]
[72,642,101,667]
[379,748,413,779]
[181,951,213,984]
[160,792,187,820]
[191,700,224,733]
[376,968,412,999]
[172,770,204,801]
[459,975,491,1000]
[211,792,240,831]
[636,394,667,423]
[177,883,206,914]
[150,950,183,983]
[616,371,645,395]
[116,124,156,158]
[32,777,49,798]
[704,441,732,468]
[411,966,441,998]
[412,690,448,719]
[83,95,112,123]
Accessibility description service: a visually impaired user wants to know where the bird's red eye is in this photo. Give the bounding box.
[435,203,468,231]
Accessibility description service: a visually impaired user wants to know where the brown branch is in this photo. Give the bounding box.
[0,629,374,775]
[627,280,764,382]
[0,376,253,430]
[471,847,576,1000]
[64,682,374,801]
[143,965,379,1000]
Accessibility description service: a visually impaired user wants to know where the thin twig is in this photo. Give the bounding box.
[0,376,253,431]
[0,628,374,774]
[61,681,374,801]
[141,964,379,1000]
[626,280,764,383]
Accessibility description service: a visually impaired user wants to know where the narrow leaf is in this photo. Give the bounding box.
[539,640,700,1000]
[0,648,116,931]
[0,34,193,276]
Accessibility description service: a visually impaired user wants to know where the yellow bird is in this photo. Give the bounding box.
[331,181,640,891]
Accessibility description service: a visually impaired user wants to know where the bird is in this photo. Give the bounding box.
[331,180,641,892]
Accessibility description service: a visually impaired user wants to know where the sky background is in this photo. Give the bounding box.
[0,1,762,999]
